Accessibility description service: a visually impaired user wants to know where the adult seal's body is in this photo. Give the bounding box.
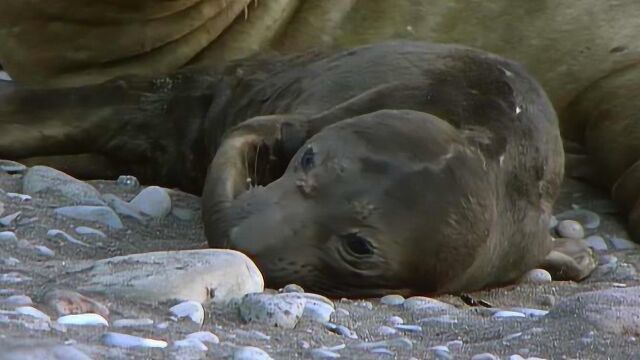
[0,42,592,296]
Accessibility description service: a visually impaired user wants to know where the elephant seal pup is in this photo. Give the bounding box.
[203,42,591,296]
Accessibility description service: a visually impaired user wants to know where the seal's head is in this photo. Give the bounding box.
[204,110,498,296]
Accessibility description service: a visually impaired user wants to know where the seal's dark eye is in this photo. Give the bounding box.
[300,147,315,172]
[341,233,375,256]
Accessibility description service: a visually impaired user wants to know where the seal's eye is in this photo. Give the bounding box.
[341,233,375,256]
[300,147,315,172]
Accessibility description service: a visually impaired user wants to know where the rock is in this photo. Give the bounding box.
[239,292,305,329]
[15,306,51,322]
[0,272,31,284]
[585,235,608,251]
[547,286,640,335]
[129,186,171,218]
[608,236,638,250]
[493,310,526,319]
[233,346,274,360]
[6,193,32,202]
[471,353,499,360]
[0,257,20,266]
[171,207,198,221]
[281,284,304,293]
[186,331,220,344]
[1,294,33,306]
[430,346,451,359]
[519,269,553,284]
[78,249,263,304]
[112,318,154,328]
[54,206,123,229]
[169,300,205,325]
[34,245,55,257]
[0,211,21,226]
[403,296,453,312]
[394,324,422,333]
[300,293,335,323]
[386,316,404,326]
[446,340,464,350]
[56,313,109,326]
[555,208,600,230]
[43,289,110,318]
[555,220,585,240]
[23,166,104,205]
[116,175,140,190]
[103,193,148,222]
[173,338,208,351]
[377,325,398,335]
[74,226,106,238]
[102,332,168,348]
[0,231,18,242]
[47,229,90,247]
[0,340,91,360]
[0,160,27,174]
[380,294,405,306]
[511,308,549,318]
[325,322,358,339]
[354,337,413,351]
[310,348,341,359]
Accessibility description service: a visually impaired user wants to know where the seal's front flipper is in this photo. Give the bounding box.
[540,238,597,281]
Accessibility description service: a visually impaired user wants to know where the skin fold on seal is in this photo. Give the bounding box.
[0,42,595,296]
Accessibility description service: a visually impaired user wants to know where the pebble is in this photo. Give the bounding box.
[431,345,452,359]
[75,226,106,238]
[298,340,310,349]
[403,296,453,312]
[169,300,205,325]
[0,159,27,174]
[354,301,373,310]
[234,346,274,360]
[325,322,358,339]
[555,208,600,230]
[493,310,526,319]
[1,294,33,306]
[556,220,585,240]
[239,292,305,328]
[129,186,172,218]
[0,272,31,284]
[0,231,18,242]
[116,175,140,190]
[54,206,123,229]
[22,166,105,205]
[186,331,220,344]
[509,356,526,360]
[47,229,91,247]
[281,283,305,293]
[0,257,20,266]
[377,325,398,335]
[335,308,349,317]
[0,211,21,226]
[6,192,32,202]
[446,340,464,350]
[394,324,423,333]
[370,348,395,356]
[380,294,405,306]
[310,348,341,359]
[354,337,413,351]
[302,294,335,323]
[608,236,638,250]
[173,337,208,351]
[471,353,499,360]
[113,318,154,328]
[16,306,51,322]
[34,245,55,257]
[519,269,552,284]
[511,308,549,317]
[102,332,168,348]
[585,235,608,251]
[57,313,109,326]
[103,193,148,222]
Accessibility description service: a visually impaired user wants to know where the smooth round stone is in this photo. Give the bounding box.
[186,331,220,344]
[386,316,404,326]
[7,192,32,202]
[509,355,526,360]
[511,308,549,317]
[16,306,51,322]
[23,166,104,205]
[555,208,600,230]
[54,206,123,229]
[556,220,585,240]
[325,323,357,339]
[355,337,413,351]
[103,193,147,222]
[302,296,335,323]
[395,324,422,333]
[609,236,638,250]
[380,294,405,306]
[585,235,608,251]
[0,257,20,266]
[112,318,154,328]
[0,272,31,284]
[34,245,55,257]
[116,175,140,190]
[377,325,398,335]
[0,211,20,227]
[239,293,305,329]
[234,346,274,360]
[75,226,106,238]
[281,284,305,293]
[0,159,27,174]
[169,300,205,325]
[102,332,168,348]
[471,353,499,360]
[431,346,452,359]
[310,349,341,359]
[493,310,526,319]
[173,338,208,351]
[47,229,90,247]
[129,186,172,218]
[403,296,453,311]
[0,231,18,242]
[1,294,33,306]
[57,313,109,326]
[446,340,463,350]
[519,269,552,284]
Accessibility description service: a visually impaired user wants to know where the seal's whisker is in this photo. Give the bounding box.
[253,143,261,187]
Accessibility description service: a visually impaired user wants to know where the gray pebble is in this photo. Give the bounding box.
[555,208,600,230]
[511,308,549,317]
[0,160,27,174]
[1,294,32,306]
[325,322,358,339]
[173,337,208,351]
[493,310,526,318]
[446,340,463,350]
[298,340,310,349]
[419,315,459,325]
[102,332,168,348]
[354,300,373,310]
[16,306,51,322]
[302,296,335,323]
[54,206,123,229]
[103,193,148,222]
[556,220,584,240]
[377,325,398,336]
[519,269,552,284]
[169,300,205,325]
[471,353,499,360]
[0,257,20,266]
[23,166,104,205]
[281,283,305,293]
[369,347,395,356]
[548,215,558,229]
[386,316,404,326]
[0,211,21,226]
[7,192,32,202]
[116,175,140,190]
[380,294,405,306]
[310,348,341,359]
[585,235,608,251]
[129,186,172,218]
[74,226,106,238]
[0,272,31,284]
[47,229,90,247]
[234,346,274,360]
[34,245,55,257]
[354,337,413,351]
[394,324,422,333]
[537,294,556,307]
[431,346,452,359]
[335,308,350,317]
[240,292,305,329]
[608,236,638,250]
[186,331,220,344]
[112,318,154,328]
[403,296,453,312]
[0,231,17,242]
[172,207,199,222]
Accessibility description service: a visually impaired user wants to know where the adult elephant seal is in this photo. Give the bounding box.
[0,42,593,296]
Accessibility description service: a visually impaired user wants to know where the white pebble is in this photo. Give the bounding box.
[102,332,168,348]
[446,340,464,350]
[471,353,499,360]
[1,294,32,306]
[403,296,453,312]
[129,186,172,218]
[169,300,205,325]
[0,272,31,284]
[585,235,608,251]
[0,211,20,226]
[186,331,220,344]
[57,313,109,326]
[75,226,106,238]
[303,297,335,323]
[0,231,17,242]
[310,349,341,359]
[112,318,154,328]
[556,220,584,239]
[47,229,90,247]
[493,311,526,319]
[173,338,208,351]
[511,308,549,317]
[380,294,405,306]
[16,306,50,322]
[377,325,397,336]
[6,193,31,202]
[519,269,552,284]
[509,355,526,360]
[234,346,274,360]
[239,293,305,329]
[386,315,404,326]
[34,245,55,257]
